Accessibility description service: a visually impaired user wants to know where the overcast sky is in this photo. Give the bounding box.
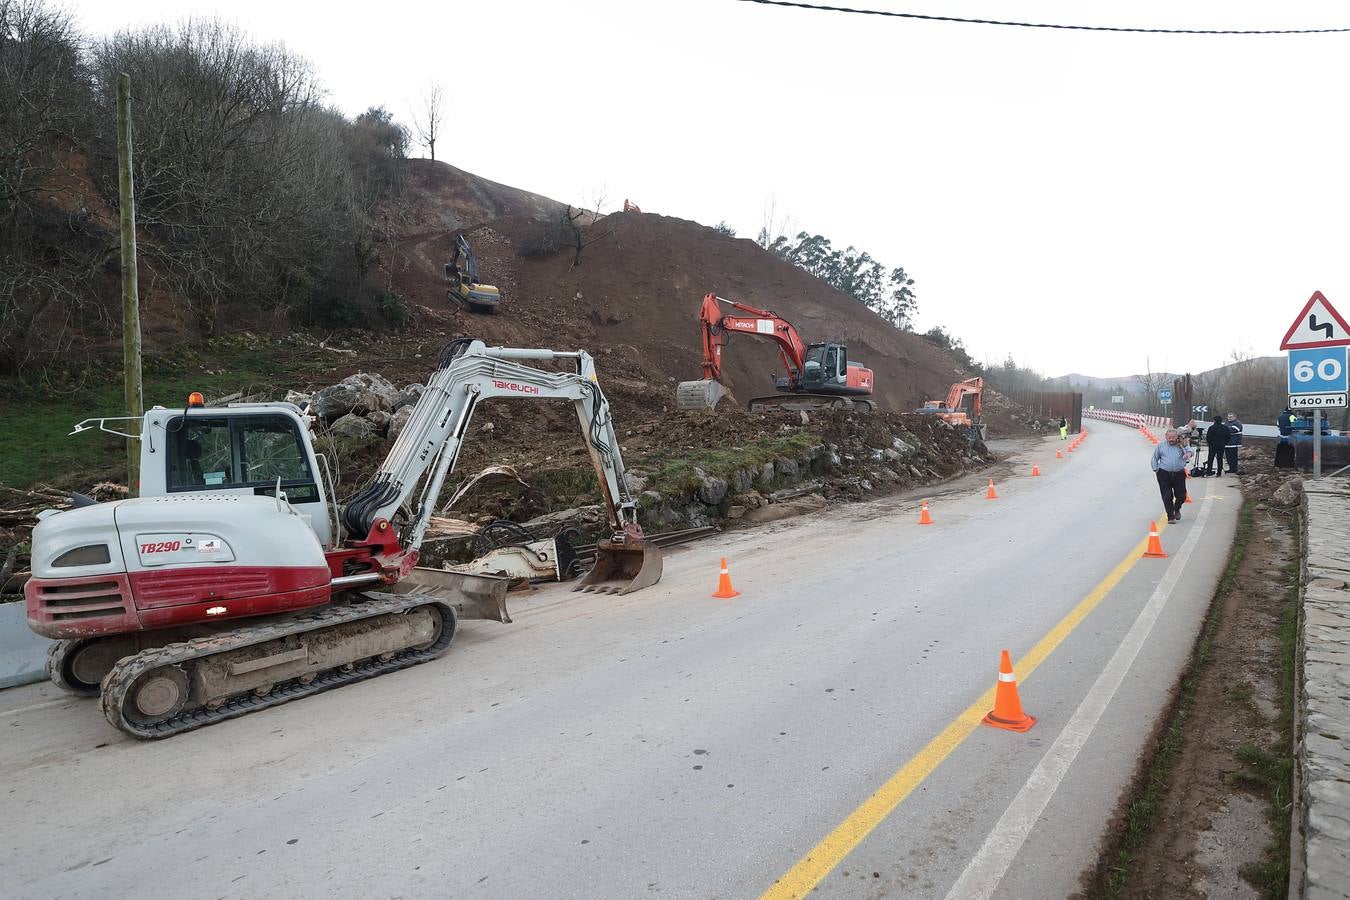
[65,0,1350,378]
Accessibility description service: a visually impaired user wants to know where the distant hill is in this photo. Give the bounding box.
[1055,356,1283,393]
[1050,373,1180,395]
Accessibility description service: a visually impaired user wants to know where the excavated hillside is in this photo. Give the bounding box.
[383,163,967,415]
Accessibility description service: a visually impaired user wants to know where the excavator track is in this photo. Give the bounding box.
[99,592,456,740]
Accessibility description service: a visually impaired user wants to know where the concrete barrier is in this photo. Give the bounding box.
[1296,478,1350,898]
[0,601,50,689]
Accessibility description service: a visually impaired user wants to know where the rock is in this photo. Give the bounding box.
[396,383,425,410]
[283,389,311,410]
[311,372,400,419]
[737,491,764,510]
[1273,476,1304,508]
[774,457,799,479]
[697,473,728,506]
[482,421,495,434]
[310,382,363,420]
[387,406,414,441]
[639,490,663,506]
[733,468,755,493]
[727,505,746,520]
[624,471,648,494]
[366,409,392,436]
[329,413,377,439]
[799,411,810,425]
[891,437,913,456]
[882,448,902,462]
[353,372,400,410]
[757,462,776,486]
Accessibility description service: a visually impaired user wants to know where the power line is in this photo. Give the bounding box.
[733,0,1350,34]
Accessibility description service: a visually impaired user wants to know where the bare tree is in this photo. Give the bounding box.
[410,82,444,162]
[755,195,793,249]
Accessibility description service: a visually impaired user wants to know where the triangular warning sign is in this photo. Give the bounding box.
[1280,291,1350,350]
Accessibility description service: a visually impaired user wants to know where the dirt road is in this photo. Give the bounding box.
[0,425,1239,899]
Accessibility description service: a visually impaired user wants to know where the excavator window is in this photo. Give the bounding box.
[167,414,314,494]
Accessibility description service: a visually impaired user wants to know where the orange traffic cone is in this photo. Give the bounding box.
[1067,443,1075,453]
[1032,464,1040,477]
[712,557,740,599]
[1055,449,1063,460]
[982,649,1035,732]
[1143,521,1168,559]
[918,499,933,525]
[986,479,998,500]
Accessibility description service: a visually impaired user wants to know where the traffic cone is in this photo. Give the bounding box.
[712,557,740,599]
[1055,449,1063,460]
[918,499,933,525]
[982,649,1035,732]
[1143,521,1168,559]
[1032,464,1040,477]
[986,479,998,499]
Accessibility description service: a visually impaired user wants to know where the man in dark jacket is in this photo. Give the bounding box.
[1205,415,1229,475]
[1225,412,1243,475]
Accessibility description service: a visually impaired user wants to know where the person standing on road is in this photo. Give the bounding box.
[1058,416,1068,440]
[1224,412,1244,475]
[1205,415,1229,475]
[1151,428,1192,523]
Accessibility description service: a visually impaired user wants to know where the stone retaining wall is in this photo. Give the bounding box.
[1298,478,1350,899]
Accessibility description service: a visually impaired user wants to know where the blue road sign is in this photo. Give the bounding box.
[1158,388,1172,403]
[1288,346,1349,395]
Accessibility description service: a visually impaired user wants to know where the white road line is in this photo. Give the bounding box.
[0,697,70,719]
[943,480,1215,900]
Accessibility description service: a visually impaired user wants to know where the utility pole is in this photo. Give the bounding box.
[117,73,143,496]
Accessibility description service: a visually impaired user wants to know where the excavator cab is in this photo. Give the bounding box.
[802,343,848,390]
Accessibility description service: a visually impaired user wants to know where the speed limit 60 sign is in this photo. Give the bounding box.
[1288,346,1349,408]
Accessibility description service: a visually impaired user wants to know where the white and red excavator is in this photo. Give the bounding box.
[24,340,661,739]
[676,292,877,413]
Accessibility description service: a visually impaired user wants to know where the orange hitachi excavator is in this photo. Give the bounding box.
[675,292,876,413]
[917,377,987,440]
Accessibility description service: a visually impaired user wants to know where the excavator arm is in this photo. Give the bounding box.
[341,339,659,594]
[695,292,810,386]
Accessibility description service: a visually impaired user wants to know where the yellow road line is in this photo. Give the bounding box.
[761,517,1169,899]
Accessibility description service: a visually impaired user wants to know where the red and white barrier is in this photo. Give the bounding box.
[1083,409,1171,428]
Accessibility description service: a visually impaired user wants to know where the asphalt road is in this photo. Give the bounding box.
[0,424,1239,899]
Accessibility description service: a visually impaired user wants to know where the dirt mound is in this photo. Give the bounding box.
[382,209,972,417]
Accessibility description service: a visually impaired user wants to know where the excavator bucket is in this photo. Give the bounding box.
[392,568,513,623]
[574,541,663,595]
[675,379,727,411]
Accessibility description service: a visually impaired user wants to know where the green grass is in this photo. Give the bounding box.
[1097,497,1255,898]
[0,339,304,489]
[642,432,820,496]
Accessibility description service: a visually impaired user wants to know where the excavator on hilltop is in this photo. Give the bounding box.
[676,292,877,413]
[25,340,661,739]
[444,234,501,313]
[916,377,987,441]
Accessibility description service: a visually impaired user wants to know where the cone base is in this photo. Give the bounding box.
[982,711,1036,732]
[712,589,740,599]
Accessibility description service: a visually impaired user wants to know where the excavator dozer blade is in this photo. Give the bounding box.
[392,567,513,623]
[675,379,726,412]
[573,542,664,595]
